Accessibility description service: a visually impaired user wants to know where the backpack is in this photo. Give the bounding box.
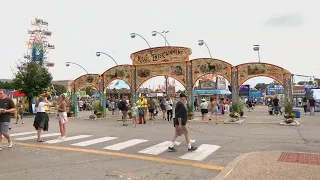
[118,101,125,111]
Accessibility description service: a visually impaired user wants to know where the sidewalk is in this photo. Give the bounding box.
[213,151,320,180]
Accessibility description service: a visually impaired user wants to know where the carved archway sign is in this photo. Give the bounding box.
[73,74,100,93]
[102,64,133,92]
[191,58,232,87]
[130,46,192,90]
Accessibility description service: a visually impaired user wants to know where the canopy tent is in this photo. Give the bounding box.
[108,80,130,89]
[193,89,231,95]
[92,92,100,98]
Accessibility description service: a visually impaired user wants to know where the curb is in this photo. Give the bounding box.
[212,153,250,180]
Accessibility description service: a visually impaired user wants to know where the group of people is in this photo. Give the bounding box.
[198,97,230,123]
[301,97,316,115]
[0,88,69,151]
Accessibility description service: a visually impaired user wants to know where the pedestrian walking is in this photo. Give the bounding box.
[0,89,16,151]
[33,97,51,142]
[131,103,139,127]
[200,99,209,123]
[15,100,24,124]
[209,98,218,121]
[309,97,316,115]
[168,93,197,152]
[165,98,173,121]
[137,96,148,124]
[119,96,129,126]
[55,95,68,139]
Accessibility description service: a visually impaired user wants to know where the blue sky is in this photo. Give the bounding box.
[1,0,319,90]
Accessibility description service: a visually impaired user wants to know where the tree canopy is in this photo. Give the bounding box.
[53,84,67,95]
[0,81,15,89]
[13,61,53,101]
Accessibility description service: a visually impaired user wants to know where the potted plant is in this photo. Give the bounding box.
[187,104,194,120]
[229,103,240,120]
[67,103,75,117]
[284,103,295,124]
[238,99,244,117]
[93,101,104,119]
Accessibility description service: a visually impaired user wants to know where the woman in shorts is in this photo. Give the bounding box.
[209,98,219,121]
[200,99,209,123]
[55,95,68,140]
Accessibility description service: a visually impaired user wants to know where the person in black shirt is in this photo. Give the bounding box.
[273,97,280,115]
[0,89,16,150]
[309,97,316,115]
[119,96,129,126]
[168,93,197,152]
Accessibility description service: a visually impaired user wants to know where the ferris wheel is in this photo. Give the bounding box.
[24,18,55,67]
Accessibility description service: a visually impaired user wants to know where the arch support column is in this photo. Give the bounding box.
[231,67,239,104]
[72,84,78,117]
[99,78,107,118]
[131,68,137,104]
[186,62,193,108]
[284,74,293,106]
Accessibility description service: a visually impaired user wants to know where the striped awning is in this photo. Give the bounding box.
[193,89,231,95]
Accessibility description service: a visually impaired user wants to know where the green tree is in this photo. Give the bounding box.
[297,81,307,85]
[85,86,94,96]
[254,83,270,90]
[0,81,15,89]
[176,90,186,94]
[13,61,53,113]
[53,84,67,95]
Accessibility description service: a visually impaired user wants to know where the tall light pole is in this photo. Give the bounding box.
[130,33,151,48]
[198,40,218,90]
[198,40,212,59]
[253,45,261,63]
[96,52,118,66]
[65,62,89,74]
[151,31,170,46]
[161,31,169,46]
[152,30,171,96]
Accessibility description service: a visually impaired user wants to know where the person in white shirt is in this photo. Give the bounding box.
[200,99,209,123]
[165,98,173,121]
[33,97,51,142]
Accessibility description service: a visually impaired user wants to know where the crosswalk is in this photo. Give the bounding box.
[10,131,221,162]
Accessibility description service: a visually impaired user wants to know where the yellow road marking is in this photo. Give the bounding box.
[13,142,224,171]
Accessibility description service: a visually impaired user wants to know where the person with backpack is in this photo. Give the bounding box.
[119,96,129,126]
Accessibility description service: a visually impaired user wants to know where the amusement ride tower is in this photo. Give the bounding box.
[24,18,55,67]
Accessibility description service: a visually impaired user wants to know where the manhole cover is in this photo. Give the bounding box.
[278,152,320,166]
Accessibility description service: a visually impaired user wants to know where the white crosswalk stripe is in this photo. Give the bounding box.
[12,131,221,161]
[138,141,181,155]
[71,136,118,147]
[14,133,61,140]
[10,131,36,137]
[45,135,92,144]
[103,139,148,151]
[179,144,221,161]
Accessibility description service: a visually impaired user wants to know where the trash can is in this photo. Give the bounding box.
[293,108,300,118]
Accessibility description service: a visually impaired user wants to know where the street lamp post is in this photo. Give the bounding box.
[161,31,169,46]
[65,62,89,74]
[253,45,261,63]
[96,52,119,66]
[151,31,170,46]
[198,40,212,59]
[65,61,90,118]
[130,33,151,48]
[152,30,170,96]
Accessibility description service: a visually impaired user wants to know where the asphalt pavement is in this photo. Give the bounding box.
[1,106,320,180]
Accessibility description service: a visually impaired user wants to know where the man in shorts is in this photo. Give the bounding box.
[168,93,197,152]
[0,89,16,151]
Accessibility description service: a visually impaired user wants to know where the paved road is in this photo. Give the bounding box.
[1,106,320,180]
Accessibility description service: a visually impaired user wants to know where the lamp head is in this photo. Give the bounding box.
[198,40,204,46]
[151,31,157,36]
[253,45,260,51]
[130,33,136,38]
[96,52,101,57]
[65,62,70,67]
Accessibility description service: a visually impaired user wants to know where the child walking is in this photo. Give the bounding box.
[131,103,139,127]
